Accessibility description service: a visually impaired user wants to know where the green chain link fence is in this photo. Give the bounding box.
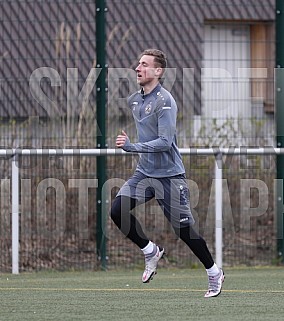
[0,0,278,272]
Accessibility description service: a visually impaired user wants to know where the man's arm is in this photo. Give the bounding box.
[118,105,177,153]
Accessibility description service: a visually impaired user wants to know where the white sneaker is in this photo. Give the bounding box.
[204,268,225,298]
[142,246,164,283]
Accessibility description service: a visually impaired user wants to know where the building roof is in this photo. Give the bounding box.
[0,0,275,118]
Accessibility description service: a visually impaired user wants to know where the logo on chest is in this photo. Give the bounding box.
[145,102,152,115]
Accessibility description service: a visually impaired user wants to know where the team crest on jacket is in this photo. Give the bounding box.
[145,103,152,114]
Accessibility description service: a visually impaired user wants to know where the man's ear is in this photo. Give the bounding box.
[155,67,163,78]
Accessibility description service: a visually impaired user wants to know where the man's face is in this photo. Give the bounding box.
[135,55,161,87]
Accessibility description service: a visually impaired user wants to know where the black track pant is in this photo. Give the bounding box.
[110,195,214,269]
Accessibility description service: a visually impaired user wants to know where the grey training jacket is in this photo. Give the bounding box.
[123,84,186,178]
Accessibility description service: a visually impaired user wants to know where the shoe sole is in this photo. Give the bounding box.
[142,250,165,284]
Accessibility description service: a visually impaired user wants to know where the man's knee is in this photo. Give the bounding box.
[110,196,136,223]
[110,196,122,223]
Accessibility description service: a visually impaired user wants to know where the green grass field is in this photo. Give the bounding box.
[0,267,283,321]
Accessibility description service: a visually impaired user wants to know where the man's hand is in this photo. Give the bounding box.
[116,130,128,148]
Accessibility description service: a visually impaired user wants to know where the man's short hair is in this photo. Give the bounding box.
[138,49,167,69]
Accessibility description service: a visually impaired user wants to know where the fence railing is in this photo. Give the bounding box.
[3,147,283,273]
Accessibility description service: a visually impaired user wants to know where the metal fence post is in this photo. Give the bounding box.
[215,152,223,268]
[11,153,19,274]
[276,0,284,262]
[96,0,107,270]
